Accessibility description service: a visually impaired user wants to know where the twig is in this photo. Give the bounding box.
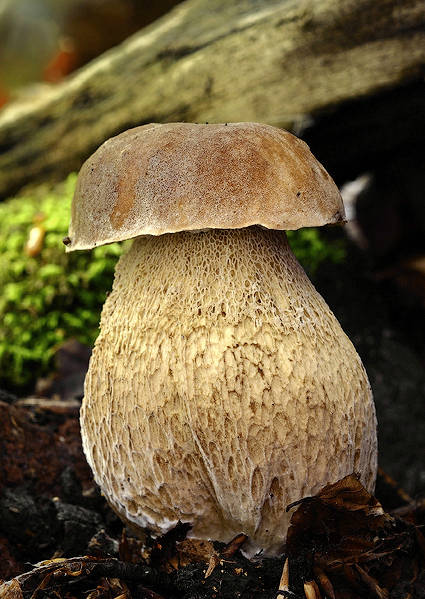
[15,397,81,413]
[313,564,335,599]
[303,580,321,599]
[355,565,389,599]
[0,556,162,597]
[204,533,248,578]
[276,558,296,597]
[221,534,248,559]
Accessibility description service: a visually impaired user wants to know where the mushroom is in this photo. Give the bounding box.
[66,122,377,556]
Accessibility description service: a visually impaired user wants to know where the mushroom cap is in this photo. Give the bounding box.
[67,122,345,251]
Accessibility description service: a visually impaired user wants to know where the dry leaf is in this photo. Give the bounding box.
[0,579,23,599]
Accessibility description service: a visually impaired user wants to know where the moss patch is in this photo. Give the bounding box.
[0,175,128,392]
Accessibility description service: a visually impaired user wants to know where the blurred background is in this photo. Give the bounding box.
[0,0,182,105]
[0,0,424,501]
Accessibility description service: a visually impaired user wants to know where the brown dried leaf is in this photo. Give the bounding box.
[285,474,425,598]
[0,579,23,599]
[286,474,390,558]
[289,474,387,519]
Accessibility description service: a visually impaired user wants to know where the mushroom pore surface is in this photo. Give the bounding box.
[81,226,377,556]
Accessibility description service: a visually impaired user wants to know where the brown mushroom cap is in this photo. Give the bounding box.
[66,122,345,251]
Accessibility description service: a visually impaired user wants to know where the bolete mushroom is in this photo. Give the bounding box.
[66,122,377,556]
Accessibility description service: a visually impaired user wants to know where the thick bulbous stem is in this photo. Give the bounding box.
[81,227,377,555]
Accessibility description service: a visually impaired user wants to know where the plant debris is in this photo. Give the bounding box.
[0,394,423,598]
[284,474,424,598]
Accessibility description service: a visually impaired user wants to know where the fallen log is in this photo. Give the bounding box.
[0,0,424,198]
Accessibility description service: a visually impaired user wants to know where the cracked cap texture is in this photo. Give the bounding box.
[66,122,345,250]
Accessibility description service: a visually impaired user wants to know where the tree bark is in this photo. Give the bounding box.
[0,0,424,198]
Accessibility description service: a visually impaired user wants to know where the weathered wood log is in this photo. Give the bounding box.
[0,0,424,198]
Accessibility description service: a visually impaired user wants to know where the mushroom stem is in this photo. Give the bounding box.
[81,226,377,555]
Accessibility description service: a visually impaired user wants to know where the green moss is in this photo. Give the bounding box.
[0,174,346,392]
[0,174,127,392]
[287,228,346,275]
